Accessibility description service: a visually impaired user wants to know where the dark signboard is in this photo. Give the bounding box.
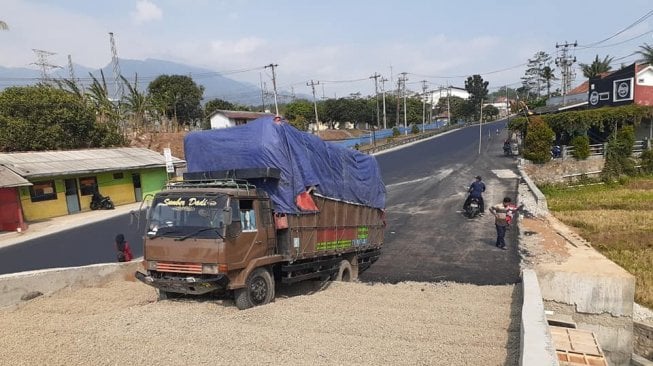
[588,63,635,108]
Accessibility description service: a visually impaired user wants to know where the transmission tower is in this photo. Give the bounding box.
[67,54,80,89]
[31,49,60,83]
[555,41,577,104]
[109,32,124,101]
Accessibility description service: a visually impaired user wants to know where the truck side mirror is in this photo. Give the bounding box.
[223,207,233,226]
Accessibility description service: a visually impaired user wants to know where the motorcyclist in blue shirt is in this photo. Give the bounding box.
[463,175,486,215]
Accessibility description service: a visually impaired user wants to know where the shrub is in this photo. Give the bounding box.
[411,124,420,134]
[570,135,590,160]
[602,125,636,182]
[354,143,360,150]
[640,146,653,174]
[392,127,400,137]
[523,116,554,164]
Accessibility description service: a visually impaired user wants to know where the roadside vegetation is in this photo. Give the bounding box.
[540,177,653,309]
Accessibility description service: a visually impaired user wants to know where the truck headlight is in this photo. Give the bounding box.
[146,261,157,270]
[202,263,219,274]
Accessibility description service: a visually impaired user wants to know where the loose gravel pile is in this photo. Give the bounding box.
[0,280,521,366]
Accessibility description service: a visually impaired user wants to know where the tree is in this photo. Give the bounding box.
[482,105,499,121]
[86,71,119,124]
[283,99,314,131]
[0,85,124,151]
[522,51,552,98]
[636,43,653,65]
[540,66,557,98]
[204,98,235,117]
[464,74,488,120]
[148,75,204,126]
[121,74,151,131]
[523,116,554,163]
[579,55,613,78]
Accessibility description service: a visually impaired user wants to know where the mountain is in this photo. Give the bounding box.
[0,58,266,106]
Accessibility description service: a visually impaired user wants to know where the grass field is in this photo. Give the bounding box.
[540,177,653,309]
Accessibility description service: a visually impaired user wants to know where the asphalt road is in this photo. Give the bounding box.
[0,121,521,286]
[360,120,522,285]
[0,212,145,275]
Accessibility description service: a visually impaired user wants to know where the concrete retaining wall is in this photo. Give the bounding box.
[520,269,559,366]
[0,261,141,309]
[634,321,653,361]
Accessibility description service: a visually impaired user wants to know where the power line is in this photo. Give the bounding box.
[579,9,653,48]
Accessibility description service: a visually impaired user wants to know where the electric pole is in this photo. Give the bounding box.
[370,72,381,132]
[421,80,428,133]
[400,72,408,135]
[265,63,279,115]
[478,99,483,154]
[380,77,388,130]
[555,41,577,106]
[307,80,320,131]
[259,73,266,112]
[31,49,60,84]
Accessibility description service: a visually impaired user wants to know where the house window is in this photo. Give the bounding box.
[79,176,98,196]
[113,172,124,180]
[29,181,57,202]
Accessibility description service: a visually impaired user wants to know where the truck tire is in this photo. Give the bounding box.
[334,260,354,282]
[234,267,275,310]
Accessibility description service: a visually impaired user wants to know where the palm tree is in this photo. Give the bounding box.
[579,55,613,78]
[0,21,8,30]
[120,74,151,131]
[636,43,653,65]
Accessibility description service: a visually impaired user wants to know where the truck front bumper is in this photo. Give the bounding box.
[135,271,229,295]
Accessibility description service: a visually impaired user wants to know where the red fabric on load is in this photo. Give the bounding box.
[296,191,319,212]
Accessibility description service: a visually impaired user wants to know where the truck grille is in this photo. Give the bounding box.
[156,262,202,274]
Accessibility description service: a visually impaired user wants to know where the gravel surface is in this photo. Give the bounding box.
[0,279,521,366]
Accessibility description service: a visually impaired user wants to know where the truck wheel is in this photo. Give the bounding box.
[334,260,353,282]
[234,267,275,310]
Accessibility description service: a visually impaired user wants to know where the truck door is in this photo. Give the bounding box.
[227,198,267,269]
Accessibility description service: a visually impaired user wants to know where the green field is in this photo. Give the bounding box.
[540,177,653,309]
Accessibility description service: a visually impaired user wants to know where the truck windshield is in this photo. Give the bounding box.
[147,194,229,239]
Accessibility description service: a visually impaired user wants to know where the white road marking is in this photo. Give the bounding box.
[386,168,454,188]
[492,169,519,179]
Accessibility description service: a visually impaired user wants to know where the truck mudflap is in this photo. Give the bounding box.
[135,271,229,295]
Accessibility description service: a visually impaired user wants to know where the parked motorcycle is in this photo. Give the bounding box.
[503,144,512,156]
[464,197,481,219]
[90,192,115,210]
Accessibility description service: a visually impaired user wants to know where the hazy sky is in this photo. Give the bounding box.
[2,0,653,98]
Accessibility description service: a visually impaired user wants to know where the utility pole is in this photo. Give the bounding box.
[370,72,381,133]
[400,72,408,135]
[265,63,279,115]
[31,49,60,84]
[108,32,124,101]
[421,80,428,133]
[447,86,451,125]
[380,77,388,129]
[478,99,483,155]
[307,80,320,131]
[555,41,577,106]
[396,78,401,128]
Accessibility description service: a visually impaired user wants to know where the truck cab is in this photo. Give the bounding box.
[136,179,281,304]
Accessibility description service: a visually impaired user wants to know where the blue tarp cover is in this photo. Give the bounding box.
[184,116,386,214]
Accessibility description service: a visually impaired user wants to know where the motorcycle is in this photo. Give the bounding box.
[503,144,512,156]
[90,192,115,210]
[464,197,481,219]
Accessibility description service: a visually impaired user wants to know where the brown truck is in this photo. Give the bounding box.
[135,168,385,309]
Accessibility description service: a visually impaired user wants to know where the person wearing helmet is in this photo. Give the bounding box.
[463,175,486,215]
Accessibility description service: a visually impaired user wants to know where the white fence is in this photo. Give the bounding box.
[560,140,649,160]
